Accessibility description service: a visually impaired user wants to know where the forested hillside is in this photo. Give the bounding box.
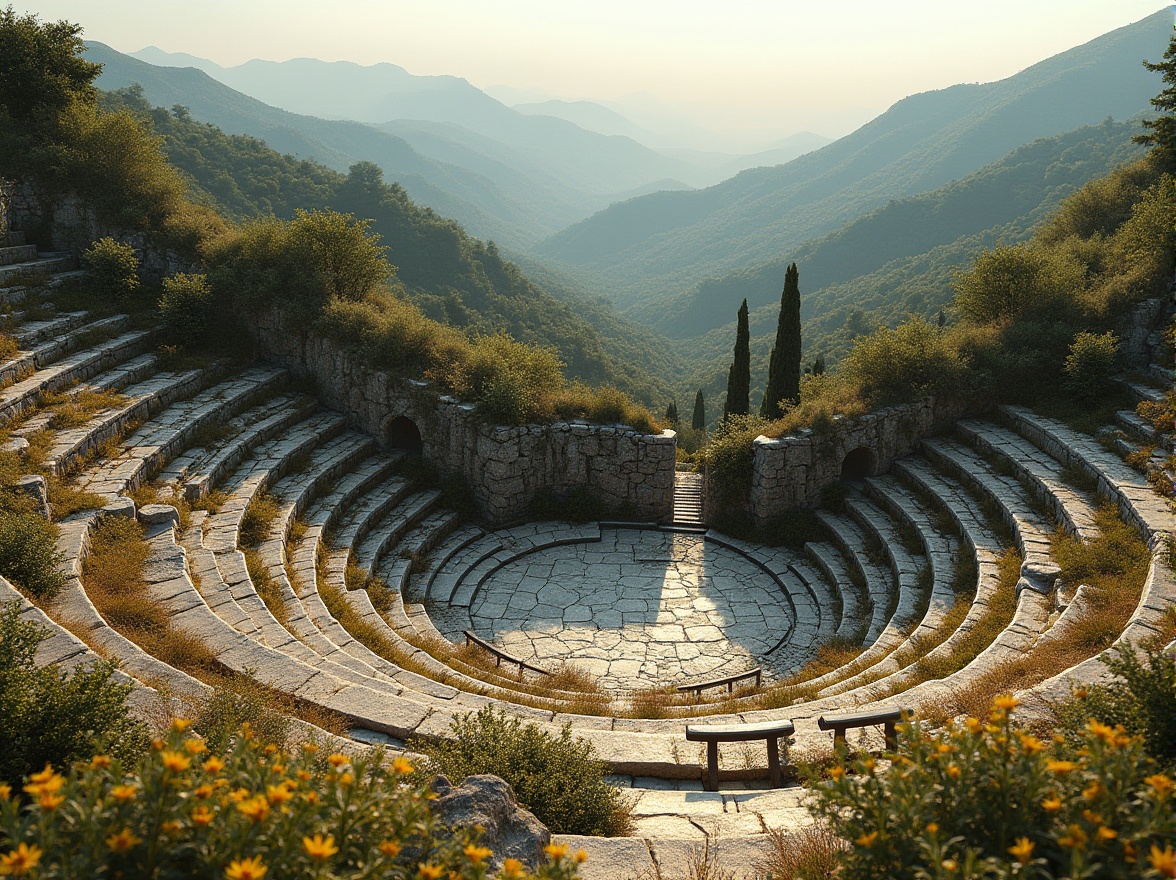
[538,9,1170,306]
[98,88,683,406]
[668,116,1148,413]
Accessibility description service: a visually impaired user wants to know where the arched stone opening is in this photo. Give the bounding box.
[385,415,423,456]
[840,446,877,482]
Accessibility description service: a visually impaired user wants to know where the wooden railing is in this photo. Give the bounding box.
[463,630,549,676]
[676,667,762,697]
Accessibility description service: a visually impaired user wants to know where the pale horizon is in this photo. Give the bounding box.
[14,0,1173,145]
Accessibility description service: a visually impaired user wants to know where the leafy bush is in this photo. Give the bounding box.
[158,272,215,344]
[841,316,971,407]
[1055,646,1176,770]
[0,510,64,599]
[1063,331,1119,401]
[82,237,140,300]
[703,414,769,512]
[0,602,146,787]
[811,697,1175,880]
[0,720,582,879]
[953,244,1085,326]
[418,706,632,837]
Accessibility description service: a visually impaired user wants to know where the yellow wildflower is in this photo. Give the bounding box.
[378,840,401,858]
[90,755,112,770]
[1042,795,1063,813]
[338,772,354,787]
[302,743,319,754]
[502,859,524,878]
[1018,734,1044,754]
[464,844,492,864]
[1008,838,1034,865]
[263,744,278,755]
[192,806,215,827]
[855,831,879,848]
[184,739,208,756]
[1074,687,1088,699]
[1082,810,1103,825]
[303,834,339,861]
[1083,782,1102,802]
[925,823,939,835]
[0,784,9,801]
[1150,844,1176,878]
[946,764,961,780]
[1146,774,1174,799]
[225,856,268,880]
[1097,826,1118,841]
[327,753,349,768]
[195,784,214,800]
[265,784,293,806]
[0,843,43,877]
[111,784,137,803]
[161,751,191,774]
[417,865,443,880]
[39,791,64,811]
[302,791,320,805]
[1085,719,1115,743]
[827,766,844,780]
[992,694,1019,711]
[297,770,311,782]
[106,828,141,853]
[203,756,226,774]
[1058,825,1088,850]
[236,796,270,824]
[545,843,569,861]
[1046,759,1079,775]
[161,821,181,835]
[964,717,982,734]
[862,757,876,774]
[941,859,958,873]
[229,787,250,803]
[576,849,589,864]
[392,756,414,775]
[171,718,192,732]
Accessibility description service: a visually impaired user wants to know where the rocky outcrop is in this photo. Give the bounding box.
[431,774,550,870]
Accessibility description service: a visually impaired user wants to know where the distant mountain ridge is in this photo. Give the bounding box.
[537,9,1171,306]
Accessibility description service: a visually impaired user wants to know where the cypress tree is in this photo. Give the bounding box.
[723,299,751,419]
[692,389,705,431]
[665,401,679,425]
[761,263,802,418]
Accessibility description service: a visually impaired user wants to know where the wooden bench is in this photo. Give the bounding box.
[463,630,549,676]
[676,667,762,697]
[817,707,910,753]
[685,719,795,791]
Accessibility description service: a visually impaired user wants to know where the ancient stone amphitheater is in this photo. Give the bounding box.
[2,241,1174,877]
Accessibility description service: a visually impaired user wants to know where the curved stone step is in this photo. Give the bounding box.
[813,511,894,643]
[803,541,866,643]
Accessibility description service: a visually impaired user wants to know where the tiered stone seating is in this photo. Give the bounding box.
[814,511,895,643]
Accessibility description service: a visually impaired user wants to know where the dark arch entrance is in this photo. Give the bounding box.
[386,415,423,455]
[840,446,877,482]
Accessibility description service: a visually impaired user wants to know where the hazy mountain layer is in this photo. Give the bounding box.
[537,10,1170,307]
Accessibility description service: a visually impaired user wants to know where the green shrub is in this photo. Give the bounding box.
[81,237,140,300]
[1063,331,1119,401]
[0,719,581,879]
[417,706,632,837]
[703,413,768,513]
[811,697,1175,880]
[1056,645,1176,770]
[158,271,214,344]
[0,601,146,787]
[0,510,64,599]
[953,243,1085,325]
[841,316,971,407]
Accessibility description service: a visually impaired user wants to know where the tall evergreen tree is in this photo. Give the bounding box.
[724,299,751,419]
[1136,28,1176,167]
[665,401,679,425]
[760,263,802,418]
[692,389,706,431]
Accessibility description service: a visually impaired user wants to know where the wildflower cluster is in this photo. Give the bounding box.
[0,720,582,879]
[811,695,1176,880]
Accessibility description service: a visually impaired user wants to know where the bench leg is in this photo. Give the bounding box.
[833,729,847,758]
[884,721,898,752]
[705,741,719,792]
[767,737,782,788]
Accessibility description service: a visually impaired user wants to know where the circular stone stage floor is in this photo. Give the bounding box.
[452,529,795,690]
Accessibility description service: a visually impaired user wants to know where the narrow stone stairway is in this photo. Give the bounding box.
[670,471,705,529]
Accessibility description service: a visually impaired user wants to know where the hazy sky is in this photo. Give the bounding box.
[17,1,1172,139]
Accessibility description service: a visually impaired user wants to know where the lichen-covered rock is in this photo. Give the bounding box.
[430,774,550,870]
[15,474,51,520]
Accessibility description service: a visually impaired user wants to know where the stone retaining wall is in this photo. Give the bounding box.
[744,397,974,525]
[247,309,676,526]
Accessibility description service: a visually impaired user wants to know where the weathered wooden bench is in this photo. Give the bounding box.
[685,719,795,791]
[463,630,549,676]
[817,707,910,753]
[676,667,762,697]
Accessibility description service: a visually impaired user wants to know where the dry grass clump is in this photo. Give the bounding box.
[238,491,279,547]
[81,516,223,677]
[0,333,19,362]
[45,474,106,519]
[757,825,845,880]
[41,387,125,429]
[243,547,290,629]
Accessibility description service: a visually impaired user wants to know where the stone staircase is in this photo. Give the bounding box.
[4,260,1174,878]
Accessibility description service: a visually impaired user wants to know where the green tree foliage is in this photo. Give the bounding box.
[158,272,215,344]
[761,262,802,418]
[703,414,768,511]
[206,209,390,317]
[842,317,970,407]
[664,400,679,425]
[952,243,1085,325]
[691,388,705,431]
[0,602,146,787]
[1063,330,1119,401]
[419,706,632,837]
[0,7,99,126]
[0,510,65,600]
[723,299,751,419]
[1136,24,1176,167]
[82,237,139,300]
